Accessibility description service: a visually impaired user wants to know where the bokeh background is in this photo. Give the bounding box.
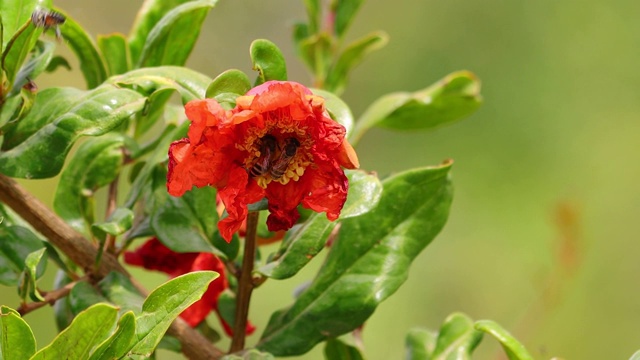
[4,0,640,359]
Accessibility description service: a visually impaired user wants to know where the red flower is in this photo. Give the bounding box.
[168,81,359,242]
[124,238,255,336]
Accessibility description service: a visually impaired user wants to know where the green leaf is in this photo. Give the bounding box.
[325,31,388,95]
[311,88,354,136]
[331,0,364,38]
[351,71,482,144]
[68,281,109,315]
[127,271,218,358]
[297,33,332,81]
[133,87,173,139]
[108,66,211,102]
[631,351,640,360]
[97,33,130,76]
[430,313,483,360]
[302,0,320,34]
[0,305,36,360]
[53,134,125,234]
[474,320,534,360]
[52,270,74,331]
[250,39,288,86]
[136,0,217,68]
[206,69,251,98]
[0,85,145,178]
[258,162,453,355]
[20,247,47,301]
[0,0,51,52]
[98,272,145,315]
[405,328,437,360]
[45,55,71,72]
[221,349,276,360]
[341,170,382,219]
[128,0,192,64]
[151,185,220,254]
[11,40,55,96]
[324,338,364,360]
[91,208,135,242]
[2,20,42,88]
[0,225,46,286]
[31,303,119,360]
[56,8,107,89]
[89,311,136,360]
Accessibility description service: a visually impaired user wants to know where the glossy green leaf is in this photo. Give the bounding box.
[21,247,46,301]
[0,306,36,360]
[136,0,217,68]
[31,303,119,360]
[250,39,288,86]
[341,170,382,219]
[474,320,534,360]
[108,66,211,102]
[325,31,388,95]
[133,87,173,139]
[11,40,54,95]
[222,349,276,360]
[151,185,219,254]
[405,328,437,360]
[92,207,134,242]
[0,225,45,286]
[0,0,51,52]
[68,281,109,315]
[89,311,136,360]
[324,338,364,360]
[331,0,364,38]
[54,134,125,234]
[2,21,42,88]
[429,313,483,360]
[128,0,191,64]
[98,272,145,314]
[0,85,145,178]
[97,33,130,76]
[311,88,354,136]
[56,8,107,89]
[258,162,453,355]
[351,71,482,144]
[127,271,218,358]
[206,69,251,98]
[0,93,24,128]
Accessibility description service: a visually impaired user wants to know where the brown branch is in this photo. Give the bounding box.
[0,174,224,360]
[18,278,83,316]
[229,211,259,353]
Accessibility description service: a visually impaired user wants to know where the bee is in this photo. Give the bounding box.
[249,134,277,177]
[31,9,66,39]
[270,137,300,179]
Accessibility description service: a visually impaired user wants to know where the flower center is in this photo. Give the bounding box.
[238,122,313,188]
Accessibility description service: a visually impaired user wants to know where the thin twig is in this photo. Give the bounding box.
[0,174,224,360]
[229,211,259,353]
[18,277,84,316]
[103,174,119,254]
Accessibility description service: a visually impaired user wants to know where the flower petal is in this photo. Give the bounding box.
[217,167,266,241]
[301,163,349,221]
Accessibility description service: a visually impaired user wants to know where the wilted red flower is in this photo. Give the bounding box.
[167,81,359,242]
[124,238,255,336]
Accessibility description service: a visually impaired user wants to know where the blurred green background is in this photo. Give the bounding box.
[5,0,640,359]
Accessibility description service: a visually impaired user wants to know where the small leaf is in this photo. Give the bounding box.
[311,88,354,136]
[0,85,145,178]
[21,247,47,301]
[56,8,107,89]
[221,349,276,360]
[91,207,135,242]
[258,162,453,355]
[98,272,145,315]
[97,33,130,76]
[250,39,288,86]
[430,313,483,360]
[351,71,482,144]
[324,338,364,360]
[52,270,74,331]
[127,271,219,358]
[31,303,119,360]
[53,134,125,234]
[331,0,364,38]
[206,69,251,98]
[302,0,320,33]
[46,54,71,72]
[108,66,211,102]
[474,320,534,360]
[405,328,437,360]
[0,225,46,286]
[2,21,42,88]
[136,0,217,68]
[325,31,388,95]
[0,0,51,52]
[89,311,136,360]
[0,305,36,360]
[11,40,55,96]
[68,281,109,315]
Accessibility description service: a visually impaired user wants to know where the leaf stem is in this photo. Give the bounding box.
[229,211,259,353]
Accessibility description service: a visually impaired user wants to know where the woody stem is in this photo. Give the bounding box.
[229,211,259,353]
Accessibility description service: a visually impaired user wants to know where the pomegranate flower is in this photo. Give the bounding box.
[124,238,255,336]
[167,81,359,242]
